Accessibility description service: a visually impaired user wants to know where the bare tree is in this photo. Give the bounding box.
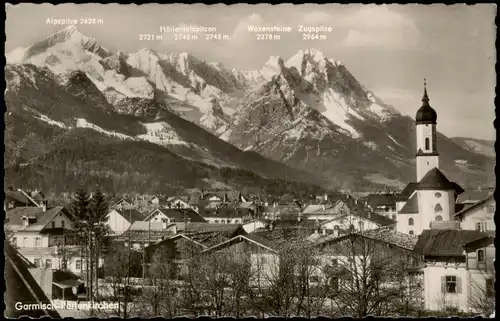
[316,233,422,318]
[469,270,495,316]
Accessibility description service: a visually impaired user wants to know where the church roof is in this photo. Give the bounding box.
[415,82,437,124]
[398,193,419,214]
[416,168,464,193]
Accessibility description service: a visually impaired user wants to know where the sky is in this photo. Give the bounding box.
[5,3,496,140]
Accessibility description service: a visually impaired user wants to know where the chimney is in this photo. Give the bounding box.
[41,201,47,212]
[172,224,178,235]
[322,205,326,211]
[322,228,326,236]
[324,193,328,201]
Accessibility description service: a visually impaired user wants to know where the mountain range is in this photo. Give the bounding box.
[4,26,494,195]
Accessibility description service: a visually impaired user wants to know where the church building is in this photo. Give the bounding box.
[396,81,464,236]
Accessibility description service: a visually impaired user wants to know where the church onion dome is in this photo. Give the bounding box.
[416,80,437,124]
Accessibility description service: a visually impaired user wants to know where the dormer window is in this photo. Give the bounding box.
[22,217,29,226]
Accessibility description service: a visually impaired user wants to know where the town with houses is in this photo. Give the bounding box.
[5,85,496,318]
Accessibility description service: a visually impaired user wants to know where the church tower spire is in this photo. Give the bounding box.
[415,79,439,181]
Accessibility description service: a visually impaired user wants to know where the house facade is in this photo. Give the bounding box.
[106,208,145,235]
[319,212,396,236]
[413,228,495,313]
[453,195,495,232]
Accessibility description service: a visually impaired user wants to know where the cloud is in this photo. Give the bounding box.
[229,13,264,44]
[339,5,420,49]
[302,11,332,26]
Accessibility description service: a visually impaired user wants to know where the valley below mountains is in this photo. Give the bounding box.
[4,26,494,195]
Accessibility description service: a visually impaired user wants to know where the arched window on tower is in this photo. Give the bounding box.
[408,218,414,226]
[425,137,430,151]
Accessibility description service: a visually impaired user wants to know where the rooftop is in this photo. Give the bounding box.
[413,229,493,257]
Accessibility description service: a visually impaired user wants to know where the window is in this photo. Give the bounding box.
[435,192,442,198]
[477,249,485,262]
[334,225,339,230]
[409,230,414,236]
[425,138,430,150]
[435,215,443,221]
[35,237,41,247]
[76,260,82,270]
[392,214,397,220]
[34,259,40,267]
[329,277,339,292]
[23,237,28,247]
[434,204,443,213]
[12,237,16,246]
[45,259,52,269]
[476,222,487,232]
[487,206,495,214]
[408,218,414,226]
[61,220,65,228]
[51,221,56,228]
[215,220,219,224]
[443,276,458,293]
[359,221,364,230]
[310,276,320,283]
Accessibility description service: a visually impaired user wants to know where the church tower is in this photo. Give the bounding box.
[415,79,439,181]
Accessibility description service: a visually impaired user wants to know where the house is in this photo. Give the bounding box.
[106,208,146,235]
[144,208,207,224]
[456,189,494,206]
[166,196,191,209]
[262,201,302,220]
[364,192,398,219]
[200,206,253,224]
[144,234,207,279]
[412,226,495,312]
[112,198,135,210]
[6,205,75,249]
[113,221,176,249]
[4,241,61,318]
[453,195,495,232]
[301,200,351,221]
[200,234,279,288]
[318,211,397,236]
[4,189,41,209]
[313,227,423,311]
[175,223,248,247]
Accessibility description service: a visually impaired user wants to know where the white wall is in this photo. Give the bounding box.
[417,190,455,235]
[243,221,266,233]
[396,213,419,236]
[14,232,49,248]
[250,253,279,288]
[47,212,75,230]
[106,210,132,235]
[423,264,468,312]
[416,123,439,181]
[459,198,495,231]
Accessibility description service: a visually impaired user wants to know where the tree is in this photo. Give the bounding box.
[316,233,422,317]
[469,271,495,316]
[89,189,110,307]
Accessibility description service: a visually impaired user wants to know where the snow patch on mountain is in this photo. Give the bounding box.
[387,134,404,148]
[321,89,361,139]
[461,140,495,158]
[363,141,378,151]
[36,114,68,129]
[137,122,189,146]
[76,118,133,140]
